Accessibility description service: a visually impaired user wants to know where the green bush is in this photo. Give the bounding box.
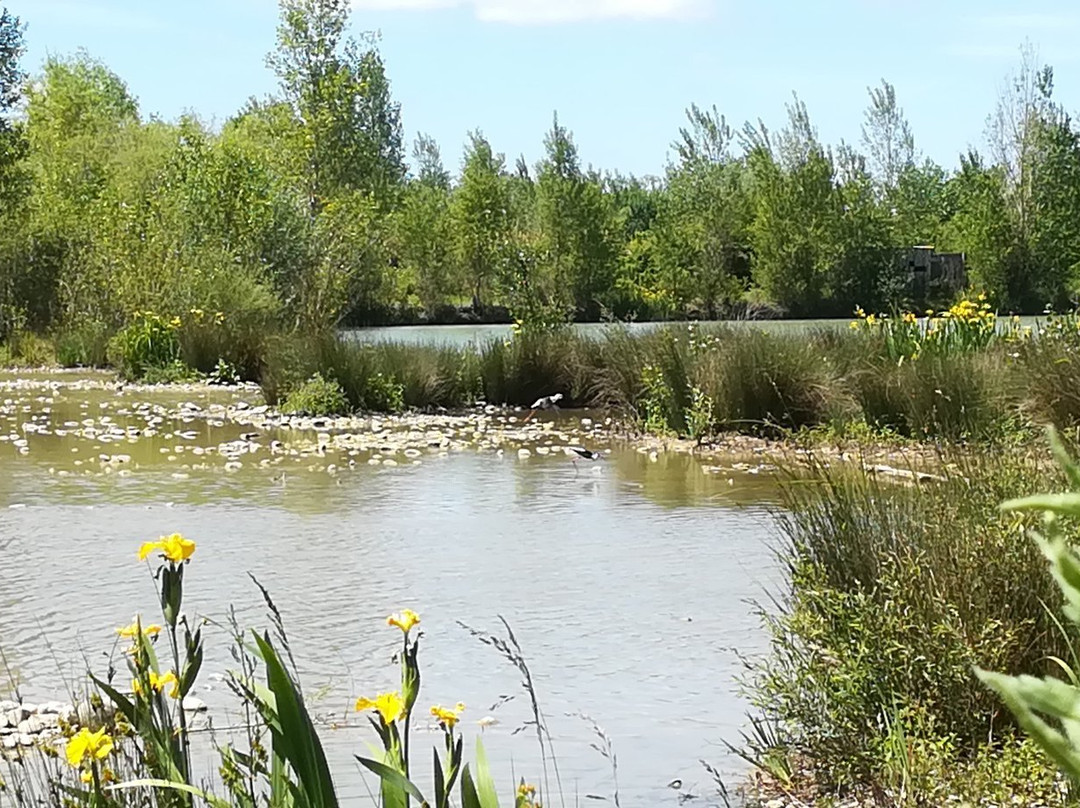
[54,320,111,367]
[746,453,1076,793]
[108,312,183,380]
[851,353,1014,440]
[281,372,350,415]
[2,330,56,367]
[141,359,200,385]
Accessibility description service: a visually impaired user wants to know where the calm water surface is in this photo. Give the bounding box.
[0,375,782,806]
[347,319,848,347]
[349,315,1046,347]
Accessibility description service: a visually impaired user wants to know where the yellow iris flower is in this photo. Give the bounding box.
[430,702,466,729]
[386,609,420,633]
[355,691,405,725]
[517,783,537,800]
[65,727,114,768]
[138,533,196,563]
[133,670,180,698]
[116,621,162,639]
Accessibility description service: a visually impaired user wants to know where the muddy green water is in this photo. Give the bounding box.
[0,372,781,806]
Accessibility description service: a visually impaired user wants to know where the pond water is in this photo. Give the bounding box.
[0,373,783,806]
[348,314,1047,348]
[347,319,848,347]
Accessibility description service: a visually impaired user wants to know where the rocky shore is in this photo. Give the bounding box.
[0,370,955,487]
[0,697,209,754]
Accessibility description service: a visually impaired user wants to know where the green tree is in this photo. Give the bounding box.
[450,131,511,312]
[534,114,616,319]
[0,6,26,206]
[19,52,140,328]
[941,152,1018,305]
[890,160,948,248]
[834,144,895,308]
[394,135,457,313]
[267,0,405,214]
[1026,112,1080,307]
[652,105,752,317]
[746,97,843,315]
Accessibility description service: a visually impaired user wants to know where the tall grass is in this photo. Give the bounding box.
[745,451,1076,796]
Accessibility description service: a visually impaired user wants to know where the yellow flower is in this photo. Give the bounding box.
[116,620,162,639]
[65,728,114,768]
[430,702,466,729]
[133,669,180,698]
[169,316,182,328]
[355,691,405,725]
[865,313,878,326]
[138,533,196,563]
[80,770,93,784]
[902,312,917,325]
[518,782,537,800]
[387,609,420,633]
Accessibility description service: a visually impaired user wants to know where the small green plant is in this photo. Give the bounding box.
[141,360,200,385]
[361,371,405,413]
[110,312,183,380]
[208,358,240,386]
[281,372,350,415]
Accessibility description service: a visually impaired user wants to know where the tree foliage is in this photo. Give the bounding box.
[3,17,1080,344]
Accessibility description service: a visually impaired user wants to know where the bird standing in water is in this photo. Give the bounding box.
[522,393,563,423]
[570,447,602,462]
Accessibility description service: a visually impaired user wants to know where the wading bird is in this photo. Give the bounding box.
[570,447,602,462]
[522,392,563,423]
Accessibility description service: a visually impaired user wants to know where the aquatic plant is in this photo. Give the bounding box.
[742,450,1078,800]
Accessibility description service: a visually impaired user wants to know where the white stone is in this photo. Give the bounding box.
[182,696,207,713]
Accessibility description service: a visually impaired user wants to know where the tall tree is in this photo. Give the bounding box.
[747,97,843,315]
[0,6,26,206]
[860,80,915,194]
[534,114,616,319]
[986,42,1055,247]
[451,131,511,311]
[267,0,405,214]
[412,132,450,190]
[653,105,751,317]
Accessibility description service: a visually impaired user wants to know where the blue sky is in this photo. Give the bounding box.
[8,0,1080,178]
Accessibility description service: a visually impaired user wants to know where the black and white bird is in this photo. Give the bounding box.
[522,392,563,423]
[570,446,602,462]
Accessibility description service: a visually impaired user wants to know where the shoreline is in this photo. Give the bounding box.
[0,367,959,478]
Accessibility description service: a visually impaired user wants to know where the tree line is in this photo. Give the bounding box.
[0,0,1078,337]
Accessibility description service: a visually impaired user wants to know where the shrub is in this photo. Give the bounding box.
[176,274,281,381]
[746,452,1077,793]
[54,320,111,367]
[109,312,183,380]
[851,353,1015,441]
[2,330,56,367]
[281,372,350,416]
[692,327,849,434]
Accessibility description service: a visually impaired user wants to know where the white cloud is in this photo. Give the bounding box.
[352,0,711,24]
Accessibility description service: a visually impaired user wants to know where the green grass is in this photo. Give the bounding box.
[742,450,1078,797]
